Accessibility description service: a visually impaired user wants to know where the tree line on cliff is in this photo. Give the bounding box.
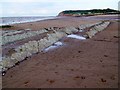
[58,8,120,16]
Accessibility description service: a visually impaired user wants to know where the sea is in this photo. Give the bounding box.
[0,16,57,26]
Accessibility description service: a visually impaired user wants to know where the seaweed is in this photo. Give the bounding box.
[0,25,13,28]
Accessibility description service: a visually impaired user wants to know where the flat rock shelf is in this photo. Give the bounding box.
[1,21,110,74]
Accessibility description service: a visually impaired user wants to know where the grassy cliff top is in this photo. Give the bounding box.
[58,8,120,16]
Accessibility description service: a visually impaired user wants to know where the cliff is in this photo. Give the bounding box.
[58,8,120,16]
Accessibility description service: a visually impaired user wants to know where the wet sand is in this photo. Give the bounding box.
[2,17,118,88]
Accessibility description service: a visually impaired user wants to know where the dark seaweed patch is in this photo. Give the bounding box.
[0,25,13,28]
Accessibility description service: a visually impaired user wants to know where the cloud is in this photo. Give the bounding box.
[0,0,119,17]
[0,0,78,2]
[1,0,119,3]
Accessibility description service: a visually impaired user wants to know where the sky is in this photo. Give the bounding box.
[0,0,119,17]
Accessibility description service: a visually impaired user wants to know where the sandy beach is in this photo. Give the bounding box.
[2,15,119,88]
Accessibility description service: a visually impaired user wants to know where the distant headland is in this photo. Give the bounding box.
[58,8,120,16]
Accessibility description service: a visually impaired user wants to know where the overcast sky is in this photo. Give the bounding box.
[0,0,119,17]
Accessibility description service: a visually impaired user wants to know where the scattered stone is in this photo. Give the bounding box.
[113,36,119,38]
[81,76,86,79]
[10,75,13,78]
[110,75,116,80]
[7,48,17,56]
[24,81,29,86]
[100,60,103,62]
[101,78,106,82]
[56,65,58,67]
[102,65,105,67]
[104,55,108,57]
[74,76,80,79]
[70,69,74,71]
[15,61,20,65]
[54,72,58,74]
[78,51,82,53]
[47,79,55,84]
[49,80,55,84]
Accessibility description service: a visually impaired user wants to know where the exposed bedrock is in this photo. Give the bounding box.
[1,21,110,72]
[2,29,48,45]
[86,21,110,38]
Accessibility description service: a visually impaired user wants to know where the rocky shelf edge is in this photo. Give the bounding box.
[2,29,48,45]
[1,21,110,75]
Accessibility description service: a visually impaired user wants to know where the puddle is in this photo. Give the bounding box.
[67,34,86,40]
[54,41,63,46]
[43,34,86,52]
[44,41,63,52]
[44,46,57,52]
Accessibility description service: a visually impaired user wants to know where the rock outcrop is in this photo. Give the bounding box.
[1,21,110,73]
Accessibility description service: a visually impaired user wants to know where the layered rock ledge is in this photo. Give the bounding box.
[1,21,110,74]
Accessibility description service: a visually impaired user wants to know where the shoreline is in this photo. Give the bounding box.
[0,16,57,27]
[1,14,118,30]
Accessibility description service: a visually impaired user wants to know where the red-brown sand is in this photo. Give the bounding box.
[2,15,118,88]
